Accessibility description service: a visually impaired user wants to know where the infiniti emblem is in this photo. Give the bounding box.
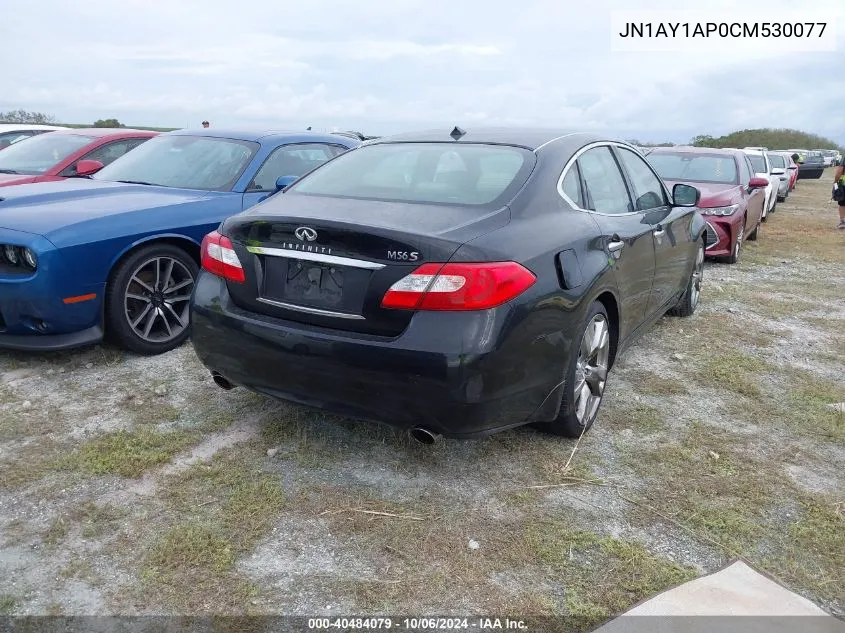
[294,226,317,242]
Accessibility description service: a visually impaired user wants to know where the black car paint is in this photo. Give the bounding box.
[797,153,825,180]
[190,129,705,438]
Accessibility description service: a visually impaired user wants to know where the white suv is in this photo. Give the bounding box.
[742,148,780,217]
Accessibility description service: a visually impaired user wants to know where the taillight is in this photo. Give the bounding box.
[200,231,245,283]
[381,262,536,311]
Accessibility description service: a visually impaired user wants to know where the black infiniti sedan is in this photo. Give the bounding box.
[190,128,706,442]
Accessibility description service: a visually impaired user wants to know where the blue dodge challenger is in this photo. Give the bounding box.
[0,128,360,354]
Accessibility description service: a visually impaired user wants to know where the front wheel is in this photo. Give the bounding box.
[105,243,199,355]
[535,301,611,438]
[668,240,704,317]
[747,216,761,241]
[724,220,744,264]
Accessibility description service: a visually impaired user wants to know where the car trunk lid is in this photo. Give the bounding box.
[222,194,510,336]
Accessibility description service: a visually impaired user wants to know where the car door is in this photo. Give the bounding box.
[614,145,688,317]
[574,144,656,340]
[241,143,348,210]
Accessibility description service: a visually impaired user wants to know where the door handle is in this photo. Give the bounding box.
[607,239,625,253]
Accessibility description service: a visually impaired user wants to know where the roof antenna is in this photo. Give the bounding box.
[450,126,466,141]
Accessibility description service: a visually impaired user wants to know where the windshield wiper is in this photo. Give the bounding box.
[0,169,19,174]
[116,179,156,186]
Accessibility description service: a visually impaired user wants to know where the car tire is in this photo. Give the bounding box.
[724,220,744,264]
[668,240,704,318]
[105,243,199,355]
[747,216,761,241]
[535,301,611,438]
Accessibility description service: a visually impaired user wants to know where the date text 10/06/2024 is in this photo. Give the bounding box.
[307,617,529,630]
[617,21,827,38]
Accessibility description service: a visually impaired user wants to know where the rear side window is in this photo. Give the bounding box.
[288,142,536,207]
[577,146,632,214]
[768,153,785,168]
[561,167,584,207]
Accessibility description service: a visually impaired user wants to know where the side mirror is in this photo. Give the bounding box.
[672,183,700,207]
[771,168,785,176]
[75,159,104,177]
[748,177,769,189]
[275,175,298,191]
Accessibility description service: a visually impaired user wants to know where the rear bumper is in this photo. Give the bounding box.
[189,272,571,438]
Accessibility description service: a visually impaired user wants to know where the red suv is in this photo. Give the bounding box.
[0,128,158,187]
[646,146,768,264]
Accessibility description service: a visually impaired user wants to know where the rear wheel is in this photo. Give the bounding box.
[535,301,611,438]
[668,240,704,317]
[105,243,198,355]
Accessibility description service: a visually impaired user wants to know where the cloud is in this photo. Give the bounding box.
[1,0,843,144]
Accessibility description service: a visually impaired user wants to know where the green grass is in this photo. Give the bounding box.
[524,524,697,622]
[0,594,19,615]
[697,350,773,397]
[63,428,200,478]
[139,451,285,610]
[633,371,689,397]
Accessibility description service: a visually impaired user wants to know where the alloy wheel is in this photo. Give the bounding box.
[690,244,704,308]
[573,314,610,426]
[124,256,195,343]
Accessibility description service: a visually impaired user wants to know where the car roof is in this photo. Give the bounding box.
[646,145,746,158]
[365,127,606,151]
[0,124,69,132]
[49,128,158,138]
[164,128,360,145]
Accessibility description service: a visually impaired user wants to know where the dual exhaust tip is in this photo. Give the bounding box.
[210,372,441,444]
[211,372,234,390]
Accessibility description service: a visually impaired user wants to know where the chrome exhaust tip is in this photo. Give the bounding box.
[410,426,441,445]
[211,372,234,390]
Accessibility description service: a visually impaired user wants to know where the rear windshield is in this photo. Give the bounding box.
[768,153,785,168]
[287,142,536,206]
[647,152,738,184]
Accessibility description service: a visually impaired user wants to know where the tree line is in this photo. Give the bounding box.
[0,111,124,128]
[2,111,842,151]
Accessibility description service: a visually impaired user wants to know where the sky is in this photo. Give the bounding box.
[2,0,844,145]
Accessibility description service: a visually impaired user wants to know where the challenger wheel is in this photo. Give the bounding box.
[105,243,198,355]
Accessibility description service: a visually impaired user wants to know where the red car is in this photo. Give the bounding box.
[0,128,157,187]
[646,146,767,264]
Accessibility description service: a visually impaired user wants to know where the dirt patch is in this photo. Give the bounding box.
[0,171,842,622]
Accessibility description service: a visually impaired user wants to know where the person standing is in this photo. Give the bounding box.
[834,160,845,229]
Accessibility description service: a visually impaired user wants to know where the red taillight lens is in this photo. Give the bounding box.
[381,262,536,311]
[200,230,245,283]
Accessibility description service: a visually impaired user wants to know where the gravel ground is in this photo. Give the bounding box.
[0,172,842,623]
